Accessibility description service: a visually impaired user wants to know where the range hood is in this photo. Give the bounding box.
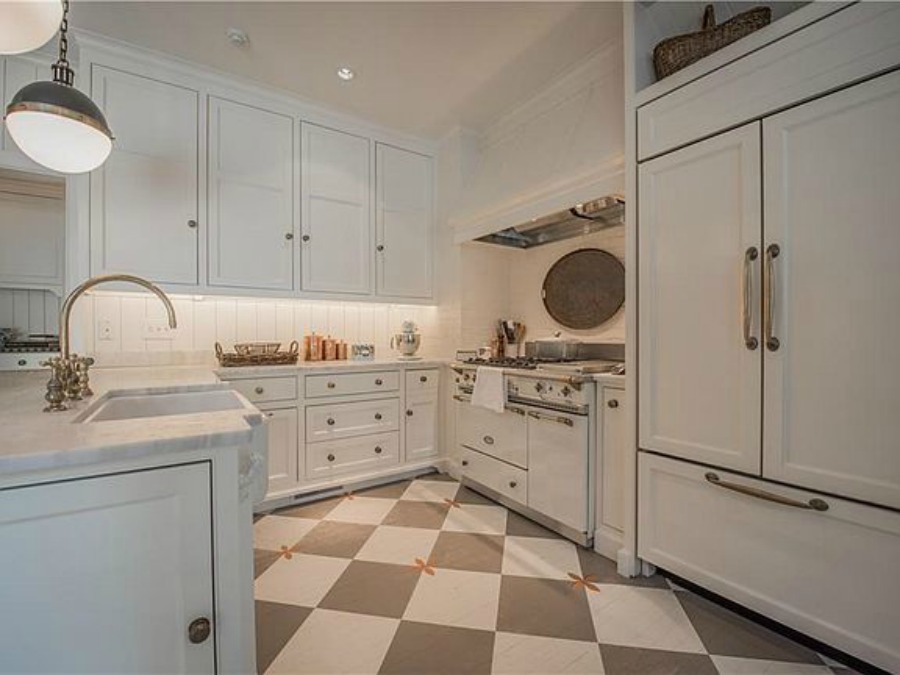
[474,195,624,249]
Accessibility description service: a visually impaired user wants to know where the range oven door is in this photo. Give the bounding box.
[526,406,590,534]
[456,397,528,468]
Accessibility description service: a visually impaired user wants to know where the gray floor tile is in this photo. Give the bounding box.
[319,560,422,618]
[291,520,376,558]
[599,644,718,675]
[576,548,668,589]
[254,548,281,579]
[277,496,343,520]
[456,485,499,507]
[505,510,563,539]
[255,600,311,674]
[379,620,495,675]
[497,576,596,642]
[676,591,825,664]
[430,532,505,574]
[357,481,413,499]
[383,499,451,529]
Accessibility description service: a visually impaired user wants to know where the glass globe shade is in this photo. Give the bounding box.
[0,0,63,55]
[6,110,112,173]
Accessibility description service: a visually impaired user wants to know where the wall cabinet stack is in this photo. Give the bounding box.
[636,6,900,670]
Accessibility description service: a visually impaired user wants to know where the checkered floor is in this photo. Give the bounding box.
[253,473,857,675]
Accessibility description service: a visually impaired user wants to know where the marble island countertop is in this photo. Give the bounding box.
[213,357,447,378]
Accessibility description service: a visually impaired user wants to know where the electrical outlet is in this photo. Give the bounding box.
[97,319,114,342]
[143,318,176,340]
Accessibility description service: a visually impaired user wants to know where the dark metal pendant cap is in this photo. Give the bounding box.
[5,80,114,139]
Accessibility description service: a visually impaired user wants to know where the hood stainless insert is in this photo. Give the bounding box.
[475,195,624,249]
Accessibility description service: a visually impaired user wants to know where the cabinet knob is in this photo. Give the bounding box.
[302,234,310,242]
[327,417,335,426]
[187,219,198,229]
[483,435,494,445]
[607,399,619,409]
[327,454,335,462]
[406,409,413,417]
[509,481,517,489]
[374,413,382,420]
[255,386,264,395]
[188,617,211,644]
[461,460,469,467]
[327,381,336,389]
[419,375,428,383]
[375,379,383,386]
[17,359,26,367]
[376,244,384,252]
[285,232,294,240]
[374,446,383,454]
[265,412,274,418]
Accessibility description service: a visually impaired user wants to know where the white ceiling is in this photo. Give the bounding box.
[71,2,622,139]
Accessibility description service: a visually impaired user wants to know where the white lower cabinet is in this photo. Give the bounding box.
[0,463,215,674]
[306,398,400,443]
[597,387,626,535]
[460,447,528,504]
[638,452,900,673]
[307,432,400,480]
[261,406,300,495]
[405,391,438,460]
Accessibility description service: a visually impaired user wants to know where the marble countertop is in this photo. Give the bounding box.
[0,366,260,481]
[214,358,447,378]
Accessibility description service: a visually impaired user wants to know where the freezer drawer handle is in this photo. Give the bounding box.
[704,472,828,511]
[527,410,574,427]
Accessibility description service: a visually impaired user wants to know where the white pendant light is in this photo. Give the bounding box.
[4,0,113,174]
[0,0,63,55]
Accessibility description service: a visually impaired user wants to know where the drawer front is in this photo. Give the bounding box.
[638,452,900,673]
[306,399,399,443]
[457,402,527,469]
[307,432,400,479]
[306,370,400,398]
[461,448,527,505]
[227,376,297,403]
[406,369,439,393]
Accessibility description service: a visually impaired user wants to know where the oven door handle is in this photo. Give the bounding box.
[454,394,526,417]
[526,410,574,427]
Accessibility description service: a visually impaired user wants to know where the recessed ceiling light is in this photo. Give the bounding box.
[337,67,355,82]
[226,27,250,47]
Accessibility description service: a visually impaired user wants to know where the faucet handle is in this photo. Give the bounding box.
[42,357,70,413]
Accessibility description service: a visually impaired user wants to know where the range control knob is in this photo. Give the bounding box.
[560,386,572,397]
[534,381,545,393]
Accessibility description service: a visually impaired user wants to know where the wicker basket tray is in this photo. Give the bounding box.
[216,341,299,367]
[653,5,771,80]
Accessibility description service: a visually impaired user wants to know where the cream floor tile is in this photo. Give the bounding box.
[492,632,605,674]
[711,656,835,675]
[322,497,396,525]
[400,480,460,503]
[265,609,399,675]
[253,515,318,552]
[403,567,501,631]
[254,554,351,608]
[501,536,582,580]
[587,585,705,654]
[355,525,439,566]
[442,504,508,535]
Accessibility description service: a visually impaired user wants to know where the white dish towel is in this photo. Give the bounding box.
[471,366,506,414]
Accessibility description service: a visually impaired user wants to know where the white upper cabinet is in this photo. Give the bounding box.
[300,123,372,295]
[0,179,64,291]
[762,70,900,510]
[638,123,762,474]
[376,144,433,299]
[208,97,294,290]
[90,66,199,285]
[2,56,43,164]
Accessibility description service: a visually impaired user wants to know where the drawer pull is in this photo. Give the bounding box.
[374,446,383,454]
[188,617,211,644]
[453,394,468,403]
[327,417,335,426]
[255,386,264,395]
[704,472,829,511]
[507,406,525,416]
[607,399,619,409]
[265,412,274,418]
[374,413,382,421]
[327,454,335,462]
[509,481,518,489]
[419,375,428,383]
[461,460,469,466]
[375,378,383,386]
[327,382,336,389]
[407,409,414,417]
[483,435,494,445]
[17,359,26,367]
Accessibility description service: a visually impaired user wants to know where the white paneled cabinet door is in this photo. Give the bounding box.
[763,71,900,510]
[263,406,299,495]
[376,144,433,298]
[0,187,64,290]
[208,98,294,290]
[91,67,199,284]
[638,123,762,473]
[405,392,438,460]
[598,387,626,534]
[0,463,214,673]
[301,123,371,294]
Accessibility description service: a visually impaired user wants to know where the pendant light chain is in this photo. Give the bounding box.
[51,0,74,86]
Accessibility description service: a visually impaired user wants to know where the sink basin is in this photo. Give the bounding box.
[78,388,248,423]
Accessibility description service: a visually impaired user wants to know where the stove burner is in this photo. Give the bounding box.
[462,356,569,370]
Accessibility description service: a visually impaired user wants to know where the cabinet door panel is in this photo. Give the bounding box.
[0,191,64,288]
[0,463,214,673]
[638,123,762,473]
[262,407,299,495]
[91,67,199,284]
[406,392,438,460]
[763,71,900,509]
[209,98,294,290]
[599,387,626,533]
[301,124,371,294]
[376,144,433,298]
